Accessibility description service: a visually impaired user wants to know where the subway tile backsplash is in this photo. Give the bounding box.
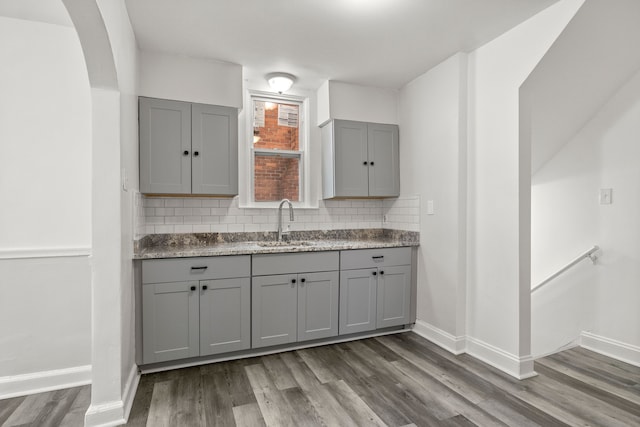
[135,194,420,238]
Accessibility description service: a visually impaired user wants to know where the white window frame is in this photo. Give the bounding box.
[242,90,311,208]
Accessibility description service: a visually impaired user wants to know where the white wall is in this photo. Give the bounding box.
[531,69,640,362]
[0,16,92,398]
[138,50,243,108]
[466,0,584,377]
[317,80,398,126]
[0,16,91,250]
[530,119,599,356]
[398,53,468,351]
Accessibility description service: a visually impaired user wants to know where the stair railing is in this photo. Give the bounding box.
[531,245,600,293]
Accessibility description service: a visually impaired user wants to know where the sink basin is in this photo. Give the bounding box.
[257,241,314,247]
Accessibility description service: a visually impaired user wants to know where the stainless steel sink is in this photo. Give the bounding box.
[257,241,314,247]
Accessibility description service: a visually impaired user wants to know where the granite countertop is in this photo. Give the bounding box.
[134,229,419,260]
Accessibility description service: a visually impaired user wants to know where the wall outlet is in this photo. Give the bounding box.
[599,188,612,205]
[121,168,129,192]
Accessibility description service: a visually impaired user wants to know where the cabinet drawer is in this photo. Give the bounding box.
[340,247,411,270]
[252,251,339,276]
[142,256,250,284]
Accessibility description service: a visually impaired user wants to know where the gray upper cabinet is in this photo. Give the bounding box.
[139,98,191,194]
[367,123,400,197]
[322,119,399,199]
[139,97,238,196]
[191,103,238,195]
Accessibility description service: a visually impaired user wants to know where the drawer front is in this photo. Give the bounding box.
[142,256,250,283]
[340,247,412,270]
[252,251,339,276]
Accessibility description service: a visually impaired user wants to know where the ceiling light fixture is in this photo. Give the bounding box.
[266,72,296,93]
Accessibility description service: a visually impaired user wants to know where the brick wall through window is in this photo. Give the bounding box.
[253,102,300,201]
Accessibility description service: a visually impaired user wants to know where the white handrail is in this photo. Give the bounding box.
[531,245,600,293]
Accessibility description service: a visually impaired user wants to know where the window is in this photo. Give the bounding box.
[250,94,305,203]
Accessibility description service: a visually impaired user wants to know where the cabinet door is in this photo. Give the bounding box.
[252,274,298,348]
[191,104,238,195]
[139,97,191,194]
[339,268,377,335]
[298,271,339,342]
[333,120,369,197]
[367,123,399,197]
[376,265,411,328]
[200,278,250,356]
[142,281,199,364]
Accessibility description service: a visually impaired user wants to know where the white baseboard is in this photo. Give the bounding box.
[412,320,466,355]
[85,363,141,427]
[466,336,537,380]
[0,365,91,399]
[85,400,125,427]
[580,331,640,367]
[122,364,141,421]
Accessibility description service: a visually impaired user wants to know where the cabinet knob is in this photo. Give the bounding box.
[194,151,200,157]
[370,161,374,166]
[291,279,296,284]
[190,285,196,291]
[202,285,208,291]
[363,161,368,165]
[300,278,306,283]
[183,150,189,156]
[380,271,384,275]
[372,271,377,276]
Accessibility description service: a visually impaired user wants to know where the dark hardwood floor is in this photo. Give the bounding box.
[2,332,639,426]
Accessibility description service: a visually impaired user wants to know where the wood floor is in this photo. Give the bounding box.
[1,332,639,426]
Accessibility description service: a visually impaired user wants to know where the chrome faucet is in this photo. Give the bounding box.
[277,199,294,241]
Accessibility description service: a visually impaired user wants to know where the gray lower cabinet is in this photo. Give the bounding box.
[251,274,298,348]
[297,271,339,341]
[339,247,412,335]
[199,278,251,356]
[376,265,412,329]
[141,256,250,364]
[339,268,377,334]
[139,97,238,196]
[252,252,339,349]
[142,280,200,364]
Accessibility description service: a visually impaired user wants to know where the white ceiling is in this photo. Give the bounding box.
[0,0,72,27]
[125,0,557,90]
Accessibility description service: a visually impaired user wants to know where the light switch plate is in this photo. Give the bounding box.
[599,188,612,205]
[427,200,434,215]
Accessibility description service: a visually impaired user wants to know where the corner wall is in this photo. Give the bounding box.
[398,53,468,353]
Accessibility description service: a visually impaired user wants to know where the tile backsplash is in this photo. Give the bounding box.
[135,194,419,238]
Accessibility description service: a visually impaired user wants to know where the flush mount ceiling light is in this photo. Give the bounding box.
[266,72,296,93]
